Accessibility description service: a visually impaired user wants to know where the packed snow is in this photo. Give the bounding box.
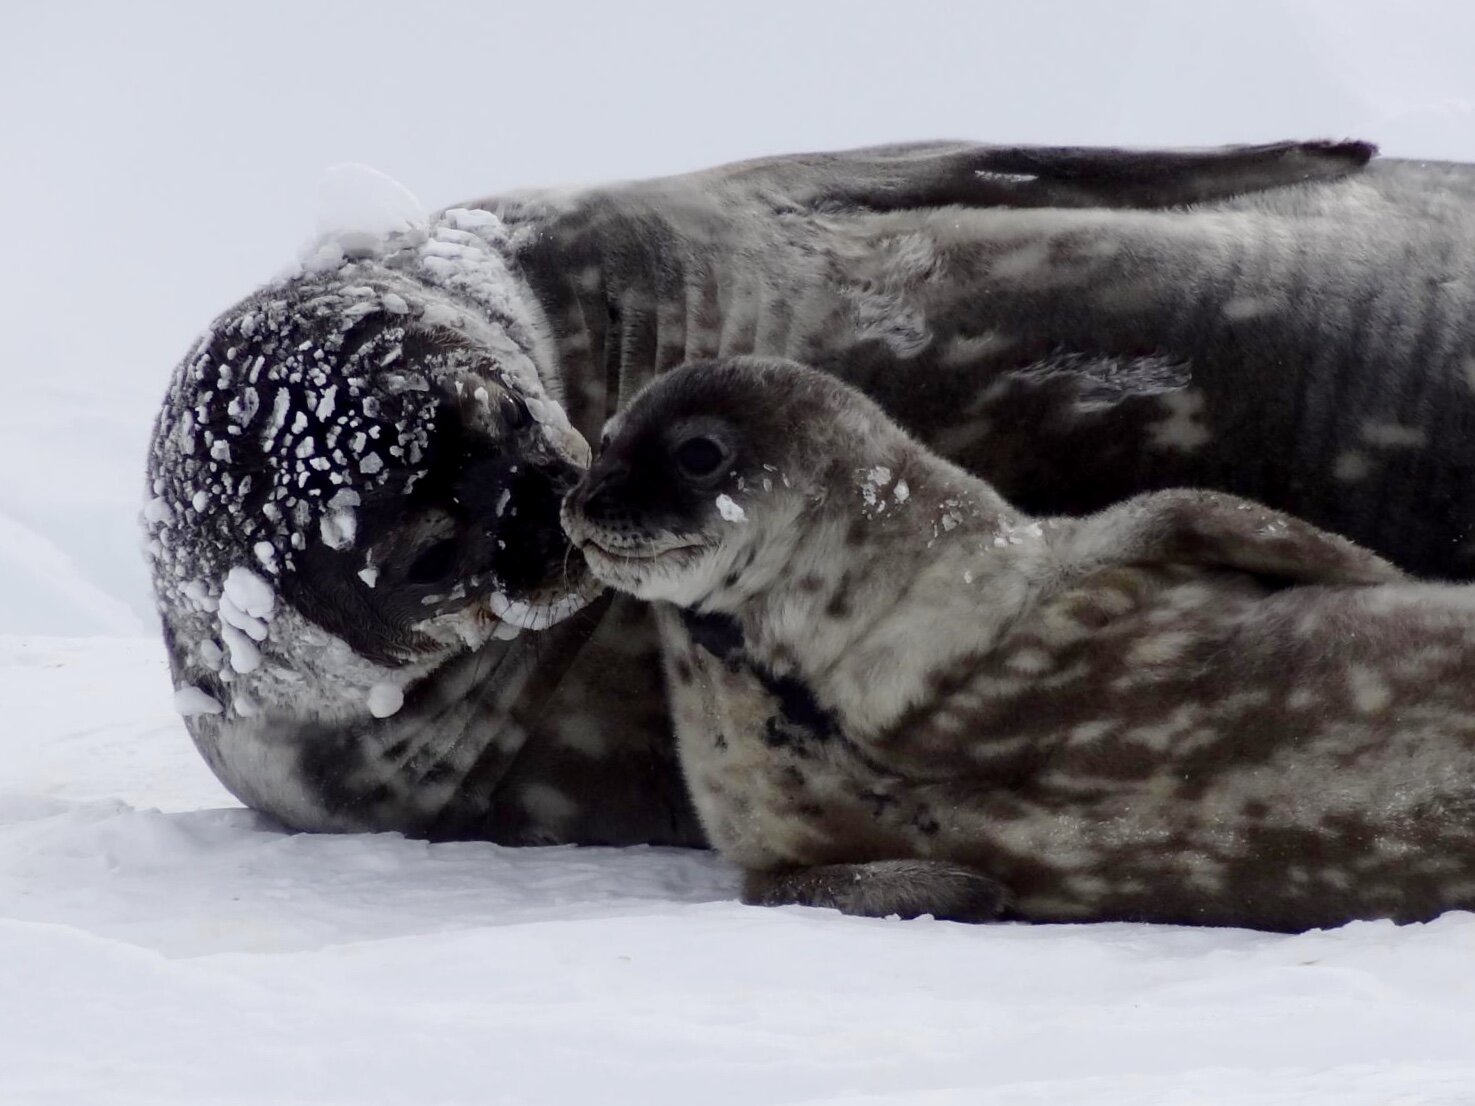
[3,635,1475,1105]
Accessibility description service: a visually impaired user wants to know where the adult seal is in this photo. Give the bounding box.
[565,357,1475,931]
[146,139,1475,847]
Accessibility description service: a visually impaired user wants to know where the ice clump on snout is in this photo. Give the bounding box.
[715,495,747,523]
[217,567,275,674]
[320,490,360,551]
[173,686,224,717]
[366,683,405,719]
[222,567,275,620]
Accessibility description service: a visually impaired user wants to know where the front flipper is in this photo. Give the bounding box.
[742,860,1009,923]
[919,140,1376,210]
[1084,488,1407,587]
[709,139,1375,213]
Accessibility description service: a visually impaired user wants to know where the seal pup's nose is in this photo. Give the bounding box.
[568,458,633,524]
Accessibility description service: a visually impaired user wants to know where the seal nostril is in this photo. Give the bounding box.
[578,464,632,524]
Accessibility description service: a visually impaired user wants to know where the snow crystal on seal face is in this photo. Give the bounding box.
[366,682,405,718]
[860,465,893,511]
[716,494,747,523]
[222,566,275,620]
[173,686,224,717]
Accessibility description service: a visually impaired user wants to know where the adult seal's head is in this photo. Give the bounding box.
[563,356,913,609]
[145,208,595,730]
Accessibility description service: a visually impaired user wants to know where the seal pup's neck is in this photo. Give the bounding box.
[714,436,1055,740]
[562,356,1064,738]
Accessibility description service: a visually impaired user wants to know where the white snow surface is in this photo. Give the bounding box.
[1,633,1473,1105]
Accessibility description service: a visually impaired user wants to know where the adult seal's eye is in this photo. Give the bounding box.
[502,394,531,430]
[405,538,459,585]
[674,435,727,479]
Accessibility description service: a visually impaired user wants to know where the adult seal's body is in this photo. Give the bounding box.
[147,140,1475,847]
[565,358,1475,931]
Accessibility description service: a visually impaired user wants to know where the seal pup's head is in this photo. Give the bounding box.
[147,208,597,730]
[562,356,1015,615]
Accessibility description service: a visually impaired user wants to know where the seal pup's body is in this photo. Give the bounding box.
[565,358,1475,931]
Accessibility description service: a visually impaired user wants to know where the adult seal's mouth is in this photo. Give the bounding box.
[487,584,598,631]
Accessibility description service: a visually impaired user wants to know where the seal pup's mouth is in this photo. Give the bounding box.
[568,531,714,597]
[574,532,710,573]
[578,536,708,564]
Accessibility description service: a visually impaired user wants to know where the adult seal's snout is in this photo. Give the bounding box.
[487,458,585,595]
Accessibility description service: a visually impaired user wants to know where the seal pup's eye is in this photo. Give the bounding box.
[673,435,728,479]
[405,538,459,585]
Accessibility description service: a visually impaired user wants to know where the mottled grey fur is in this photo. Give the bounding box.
[149,140,1475,849]
[566,358,1475,931]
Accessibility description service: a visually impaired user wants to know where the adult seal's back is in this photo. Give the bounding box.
[146,139,1475,846]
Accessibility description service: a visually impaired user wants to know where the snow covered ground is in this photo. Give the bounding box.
[4,636,1475,1105]
[8,3,1475,1103]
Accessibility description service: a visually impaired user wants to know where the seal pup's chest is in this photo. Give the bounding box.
[656,608,931,869]
[650,568,1260,873]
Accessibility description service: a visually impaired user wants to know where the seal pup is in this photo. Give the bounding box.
[154,139,1475,847]
[564,357,1475,931]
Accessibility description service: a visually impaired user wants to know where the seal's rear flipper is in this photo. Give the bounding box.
[742,860,1008,923]
[731,139,1376,213]
[1082,488,1406,588]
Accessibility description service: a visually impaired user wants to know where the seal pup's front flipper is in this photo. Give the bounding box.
[1079,488,1406,588]
[717,139,1375,213]
[742,860,1009,923]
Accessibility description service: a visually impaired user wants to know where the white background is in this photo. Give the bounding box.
[3,0,1475,632]
[4,6,1475,1104]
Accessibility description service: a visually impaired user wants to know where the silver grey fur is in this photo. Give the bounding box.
[566,358,1475,931]
[147,140,1475,850]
